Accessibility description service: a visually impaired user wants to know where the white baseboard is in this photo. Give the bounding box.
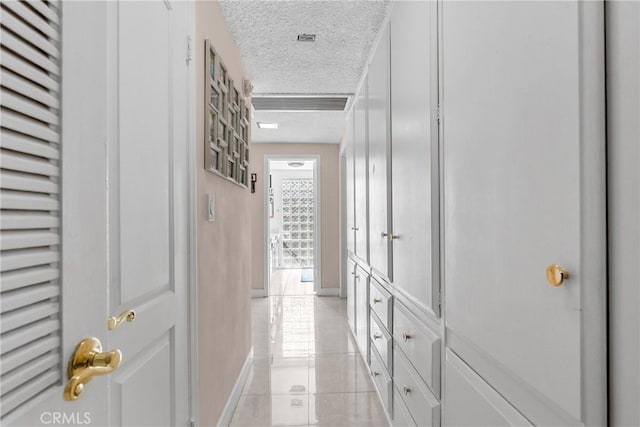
[317,287,340,296]
[251,289,266,298]
[217,347,254,427]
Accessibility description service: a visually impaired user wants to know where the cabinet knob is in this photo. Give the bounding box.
[371,370,380,377]
[403,385,411,395]
[372,298,382,304]
[546,264,569,287]
[373,333,383,340]
[389,234,400,240]
[381,232,389,238]
[402,332,412,342]
[351,226,359,231]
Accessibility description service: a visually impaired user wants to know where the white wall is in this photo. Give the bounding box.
[607,2,640,425]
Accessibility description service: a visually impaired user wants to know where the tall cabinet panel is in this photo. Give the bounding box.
[345,112,356,255]
[353,80,369,263]
[390,1,439,315]
[442,2,605,425]
[367,26,392,281]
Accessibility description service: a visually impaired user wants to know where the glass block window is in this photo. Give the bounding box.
[281,179,314,268]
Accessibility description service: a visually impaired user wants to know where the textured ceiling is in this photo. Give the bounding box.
[219,0,390,144]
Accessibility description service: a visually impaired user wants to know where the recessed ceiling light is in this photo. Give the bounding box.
[257,122,278,129]
[297,34,316,42]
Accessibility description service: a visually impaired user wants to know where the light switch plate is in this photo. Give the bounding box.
[207,194,215,222]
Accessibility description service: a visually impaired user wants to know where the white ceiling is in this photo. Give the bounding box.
[219,0,390,144]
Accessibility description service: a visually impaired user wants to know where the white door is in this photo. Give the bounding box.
[345,113,355,255]
[442,2,606,425]
[1,1,192,425]
[367,25,390,282]
[353,80,368,263]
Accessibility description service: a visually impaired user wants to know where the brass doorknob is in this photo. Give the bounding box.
[546,264,569,287]
[64,337,122,401]
[107,309,136,331]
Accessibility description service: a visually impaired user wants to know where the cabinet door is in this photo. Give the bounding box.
[354,81,369,262]
[390,1,439,315]
[368,26,391,281]
[345,113,356,255]
[443,2,606,425]
[347,258,356,335]
[355,266,369,359]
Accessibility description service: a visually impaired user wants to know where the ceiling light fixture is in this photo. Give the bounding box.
[257,122,278,129]
[288,161,305,168]
[297,34,316,42]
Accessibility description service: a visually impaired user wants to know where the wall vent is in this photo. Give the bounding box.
[252,96,348,111]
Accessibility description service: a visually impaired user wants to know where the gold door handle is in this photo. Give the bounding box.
[107,309,136,331]
[64,337,122,401]
[546,264,569,287]
[389,234,399,240]
[402,332,412,342]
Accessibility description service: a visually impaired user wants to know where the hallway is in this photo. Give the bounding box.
[229,295,387,426]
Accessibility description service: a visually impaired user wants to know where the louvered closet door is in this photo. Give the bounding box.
[0,2,101,424]
[1,2,192,425]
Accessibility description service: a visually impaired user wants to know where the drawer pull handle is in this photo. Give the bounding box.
[371,370,380,377]
[403,385,411,396]
[402,332,412,342]
[372,298,382,304]
[373,333,383,340]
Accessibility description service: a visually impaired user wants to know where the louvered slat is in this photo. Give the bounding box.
[0,248,59,272]
[1,130,60,160]
[1,230,59,251]
[1,1,59,41]
[0,266,58,292]
[1,91,60,125]
[1,353,60,396]
[1,70,60,110]
[1,1,61,419]
[0,170,59,194]
[0,212,59,230]
[0,149,59,176]
[0,370,60,417]
[0,335,59,374]
[0,8,60,57]
[0,49,59,93]
[0,190,60,211]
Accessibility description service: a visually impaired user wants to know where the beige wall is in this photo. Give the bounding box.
[196,2,252,425]
[250,144,341,292]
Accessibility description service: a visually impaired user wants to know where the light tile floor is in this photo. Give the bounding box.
[229,294,389,426]
[269,268,316,296]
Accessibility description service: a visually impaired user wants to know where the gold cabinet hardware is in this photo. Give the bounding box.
[381,232,389,238]
[64,337,122,401]
[371,370,380,377]
[372,298,382,304]
[354,275,360,280]
[107,309,136,331]
[546,264,569,287]
[351,226,359,231]
[389,234,399,240]
[373,333,383,340]
[403,385,411,395]
[402,332,412,342]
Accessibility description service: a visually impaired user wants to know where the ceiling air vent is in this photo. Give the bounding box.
[252,96,349,111]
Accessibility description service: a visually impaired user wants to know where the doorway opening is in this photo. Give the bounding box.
[265,156,320,296]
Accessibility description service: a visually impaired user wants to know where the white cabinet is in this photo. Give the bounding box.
[353,79,369,262]
[367,26,391,281]
[389,0,439,316]
[442,1,606,425]
[345,112,356,255]
[354,264,369,359]
[347,257,356,335]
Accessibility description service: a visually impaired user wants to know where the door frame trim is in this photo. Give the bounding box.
[263,155,322,297]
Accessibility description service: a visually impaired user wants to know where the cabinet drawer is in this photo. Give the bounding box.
[370,345,392,412]
[393,387,417,427]
[370,277,392,330]
[370,311,392,372]
[394,347,440,427]
[393,302,441,397]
